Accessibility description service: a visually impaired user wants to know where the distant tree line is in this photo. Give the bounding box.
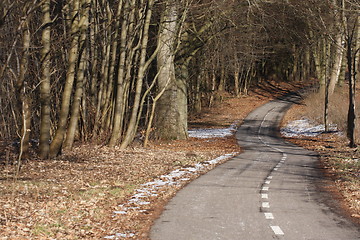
[0,0,359,161]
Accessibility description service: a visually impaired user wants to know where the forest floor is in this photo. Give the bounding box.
[0,80,359,239]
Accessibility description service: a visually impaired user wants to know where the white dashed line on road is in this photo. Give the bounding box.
[262,202,270,208]
[271,226,285,235]
[264,212,274,219]
[258,108,287,237]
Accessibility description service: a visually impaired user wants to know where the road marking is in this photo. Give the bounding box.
[262,202,270,208]
[264,212,274,219]
[257,106,288,237]
[271,226,284,235]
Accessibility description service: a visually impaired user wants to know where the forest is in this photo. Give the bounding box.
[0,0,359,159]
[1,0,360,239]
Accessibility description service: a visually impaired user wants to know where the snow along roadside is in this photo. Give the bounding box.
[104,125,240,239]
[281,118,338,138]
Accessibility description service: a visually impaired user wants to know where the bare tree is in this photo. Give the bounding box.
[50,0,82,157]
[39,0,52,159]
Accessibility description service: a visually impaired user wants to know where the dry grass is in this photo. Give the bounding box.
[302,85,360,137]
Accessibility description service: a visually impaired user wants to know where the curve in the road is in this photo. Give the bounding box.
[150,93,360,240]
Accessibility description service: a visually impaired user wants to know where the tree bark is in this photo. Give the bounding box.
[17,15,31,160]
[328,0,345,96]
[39,0,52,159]
[64,0,90,150]
[108,0,129,147]
[155,0,188,140]
[346,16,359,148]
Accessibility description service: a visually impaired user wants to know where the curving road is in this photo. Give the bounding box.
[150,93,360,240]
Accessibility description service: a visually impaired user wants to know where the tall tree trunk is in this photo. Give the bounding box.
[108,0,129,147]
[175,57,189,138]
[50,0,81,157]
[324,42,331,131]
[346,16,359,148]
[347,41,356,147]
[39,0,52,159]
[64,0,90,150]
[155,0,188,140]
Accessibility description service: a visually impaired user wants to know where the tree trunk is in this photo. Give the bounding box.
[108,0,129,147]
[155,0,188,140]
[328,2,345,96]
[175,58,189,137]
[64,0,90,150]
[209,70,216,107]
[17,16,31,160]
[328,41,343,95]
[49,0,81,158]
[346,16,359,148]
[39,0,52,159]
[347,40,356,147]
[324,42,331,131]
[234,69,240,96]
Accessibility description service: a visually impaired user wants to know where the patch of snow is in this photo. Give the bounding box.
[281,118,337,138]
[113,211,127,215]
[188,122,238,138]
[104,233,135,239]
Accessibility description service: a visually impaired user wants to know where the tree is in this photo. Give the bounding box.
[344,13,359,147]
[63,0,91,150]
[155,0,188,140]
[49,0,82,157]
[39,0,52,159]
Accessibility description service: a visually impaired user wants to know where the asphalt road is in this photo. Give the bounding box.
[150,93,360,240]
